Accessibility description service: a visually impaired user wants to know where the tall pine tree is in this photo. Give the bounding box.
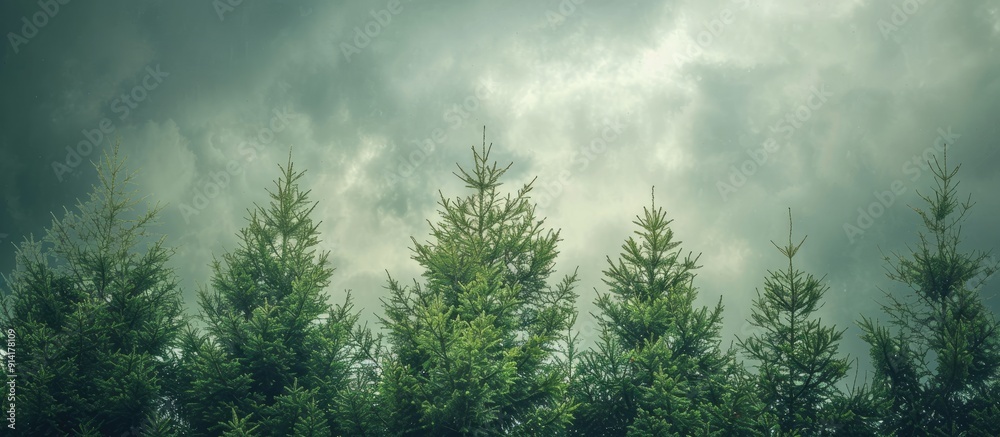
[1,143,185,435]
[572,189,762,436]
[736,209,851,435]
[859,151,1000,435]
[378,132,579,435]
[174,154,371,435]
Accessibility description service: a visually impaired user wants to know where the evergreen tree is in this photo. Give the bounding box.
[0,143,185,435]
[221,409,261,437]
[859,151,1000,435]
[736,209,851,435]
[378,133,579,435]
[174,155,371,435]
[572,190,762,436]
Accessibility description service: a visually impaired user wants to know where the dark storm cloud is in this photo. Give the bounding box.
[1,0,998,379]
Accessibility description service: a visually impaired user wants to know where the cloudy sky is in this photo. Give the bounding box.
[2,0,999,380]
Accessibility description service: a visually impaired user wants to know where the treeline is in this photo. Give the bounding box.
[2,137,998,436]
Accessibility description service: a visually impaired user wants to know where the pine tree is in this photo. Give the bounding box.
[174,154,370,435]
[221,409,261,437]
[859,151,1000,435]
[572,189,762,436]
[0,143,185,435]
[736,209,851,435]
[263,379,331,436]
[378,132,579,435]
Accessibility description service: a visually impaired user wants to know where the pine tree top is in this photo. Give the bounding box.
[601,186,700,305]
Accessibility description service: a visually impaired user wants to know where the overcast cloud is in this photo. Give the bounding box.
[2,0,999,379]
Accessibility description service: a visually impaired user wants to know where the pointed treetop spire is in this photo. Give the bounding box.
[775,207,806,260]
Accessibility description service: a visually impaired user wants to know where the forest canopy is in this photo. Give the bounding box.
[2,136,998,436]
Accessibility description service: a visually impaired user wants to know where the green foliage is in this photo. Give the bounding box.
[142,408,184,437]
[4,132,995,436]
[221,409,260,437]
[1,143,185,435]
[570,329,636,435]
[263,379,331,436]
[378,135,578,435]
[859,151,1000,435]
[737,209,851,435]
[573,190,762,436]
[174,326,257,435]
[174,154,370,436]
